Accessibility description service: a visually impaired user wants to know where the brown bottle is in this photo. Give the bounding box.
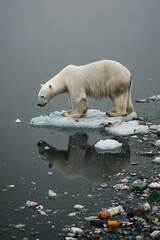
[98,206,123,219]
[136,203,150,213]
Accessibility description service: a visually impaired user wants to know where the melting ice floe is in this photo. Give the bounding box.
[30,109,150,136]
[94,139,122,153]
[31,109,136,130]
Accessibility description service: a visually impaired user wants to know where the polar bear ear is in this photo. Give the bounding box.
[49,84,52,89]
[40,84,44,88]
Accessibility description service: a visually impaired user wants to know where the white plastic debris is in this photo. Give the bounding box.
[15,118,21,123]
[150,230,160,239]
[105,120,150,136]
[94,139,122,153]
[84,216,98,221]
[152,157,160,164]
[30,109,137,131]
[65,237,77,240]
[149,182,160,188]
[113,184,129,190]
[70,227,83,234]
[26,200,39,207]
[74,204,85,210]
[48,189,57,198]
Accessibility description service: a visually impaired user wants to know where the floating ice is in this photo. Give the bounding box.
[136,94,160,103]
[15,118,21,123]
[74,204,85,210]
[14,223,25,229]
[94,139,122,153]
[152,157,160,164]
[48,189,57,198]
[30,109,137,132]
[105,120,150,136]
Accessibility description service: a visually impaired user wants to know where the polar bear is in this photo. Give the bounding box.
[37,60,134,118]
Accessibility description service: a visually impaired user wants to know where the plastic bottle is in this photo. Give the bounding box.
[136,203,150,213]
[90,220,119,229]
[98,206,123,219]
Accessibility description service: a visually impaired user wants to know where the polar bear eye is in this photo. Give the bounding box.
[41,95,44,98]
[49,85,52,89]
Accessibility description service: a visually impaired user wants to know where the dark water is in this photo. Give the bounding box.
[1,1,160,239]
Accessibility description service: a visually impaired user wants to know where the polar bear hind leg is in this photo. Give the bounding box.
[107,93,128,117]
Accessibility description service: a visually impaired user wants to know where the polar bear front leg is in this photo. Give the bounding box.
[63,93,88,118]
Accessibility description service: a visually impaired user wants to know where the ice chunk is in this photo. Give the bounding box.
[15,118,21,123]
[30,109,137,132]
[152,157,160,164]
[105,121,150,136]
[14,223,25,229]
[48,190,57,198]
[74,204,84,210]
[94,139,122,153]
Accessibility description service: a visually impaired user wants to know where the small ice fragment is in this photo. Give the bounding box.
[94,139,122,153]
[152,157,160,164]
[14,223,25,229]
[48,190,57,198]
[70,227,83,234]
[7,185,15,188]
[74,204,84,210]
[68,212,77,217]
[48,172,53,175]
[38,209,47,216]
[15,118,21,123]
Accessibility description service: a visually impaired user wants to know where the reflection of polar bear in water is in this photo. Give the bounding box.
[37,133,130,183]
[37,60,134,118]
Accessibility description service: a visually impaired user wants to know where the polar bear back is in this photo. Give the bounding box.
[65,60,131,99]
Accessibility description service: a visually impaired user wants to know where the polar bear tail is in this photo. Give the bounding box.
[126,77,134,114]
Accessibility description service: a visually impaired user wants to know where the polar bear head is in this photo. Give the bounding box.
[37,83,53,107]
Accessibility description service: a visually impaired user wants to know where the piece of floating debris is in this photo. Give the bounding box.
[150,230,160,239]
[137,151,155,156]
[25,200,43,209]
[74,204,85,210]
[94,139,122,153]
[26,200,39,207]
[70,227,83,234]
[113,184,129,190]
[149,182,160,188]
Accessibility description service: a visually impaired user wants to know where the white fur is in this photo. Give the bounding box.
[37,60,134,117]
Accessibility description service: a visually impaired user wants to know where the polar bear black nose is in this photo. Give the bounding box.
[37,103,41,106]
